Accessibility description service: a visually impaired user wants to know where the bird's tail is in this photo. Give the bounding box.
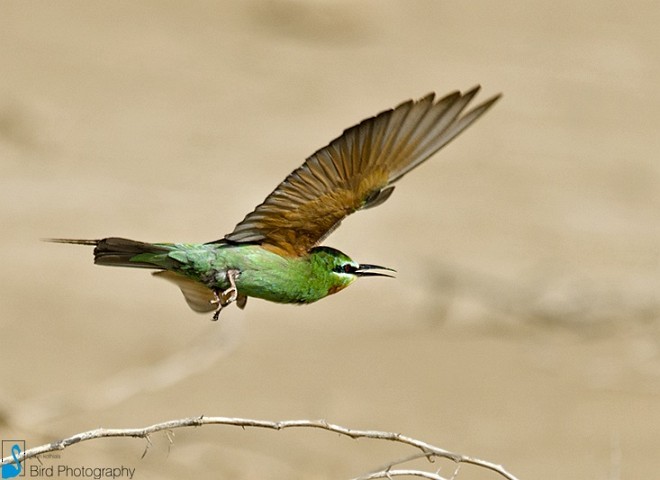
[47,237,172,269]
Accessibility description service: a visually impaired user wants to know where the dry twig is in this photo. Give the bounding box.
[355,469,449,480]
[1,416,519,480]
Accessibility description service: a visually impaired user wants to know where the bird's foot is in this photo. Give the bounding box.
[210,269,241,321]
[211,291,224,321]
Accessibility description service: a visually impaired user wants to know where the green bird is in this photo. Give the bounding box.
[50,86,500,320]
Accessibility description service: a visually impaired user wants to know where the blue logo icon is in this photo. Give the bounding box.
[1,441,24,479]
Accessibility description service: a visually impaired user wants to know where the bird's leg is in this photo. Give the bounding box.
[221,269,240,304]
[210,269,241,321]
[211,290,224,321]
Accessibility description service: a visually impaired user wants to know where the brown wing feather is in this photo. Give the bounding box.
[224,86,500,256]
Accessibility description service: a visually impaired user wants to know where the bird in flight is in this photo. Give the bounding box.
[50,86,500,320]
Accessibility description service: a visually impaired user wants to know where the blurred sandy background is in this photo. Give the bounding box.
[1,1,659,479]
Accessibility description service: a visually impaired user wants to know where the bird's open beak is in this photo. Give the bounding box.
[355,264,396,278]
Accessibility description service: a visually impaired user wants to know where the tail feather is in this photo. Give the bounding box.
[46,237,170,269]
[45,238,99,246]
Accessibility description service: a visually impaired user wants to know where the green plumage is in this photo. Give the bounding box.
[98,238,356,305]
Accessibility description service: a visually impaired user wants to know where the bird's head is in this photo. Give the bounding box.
[309,246,395,296]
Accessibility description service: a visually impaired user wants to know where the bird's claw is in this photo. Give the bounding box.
[211,269,240,321]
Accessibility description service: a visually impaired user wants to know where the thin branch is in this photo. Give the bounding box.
[360,451,438,478]
[355,469,449,480]
[1,416,519,480]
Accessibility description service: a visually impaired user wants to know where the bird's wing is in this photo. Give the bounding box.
[223,86,500,256]
[153,271,216,312]
[153,271,249,312]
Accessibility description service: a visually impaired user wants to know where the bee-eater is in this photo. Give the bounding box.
[50,86,500,320]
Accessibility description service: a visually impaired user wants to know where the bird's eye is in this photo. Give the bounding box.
[333,264,354,274]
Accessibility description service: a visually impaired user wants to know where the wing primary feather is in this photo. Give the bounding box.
[306,157,336,191]
[417,87,479,150]
[356,116,374,174]
[416,91,499,166]
[431,92,502,152]
[415,89,474,149]
[381,94,437,171]
[376,100,415,169]
[389,87,498,183]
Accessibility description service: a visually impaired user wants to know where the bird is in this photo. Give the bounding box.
[49,86,500,320]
